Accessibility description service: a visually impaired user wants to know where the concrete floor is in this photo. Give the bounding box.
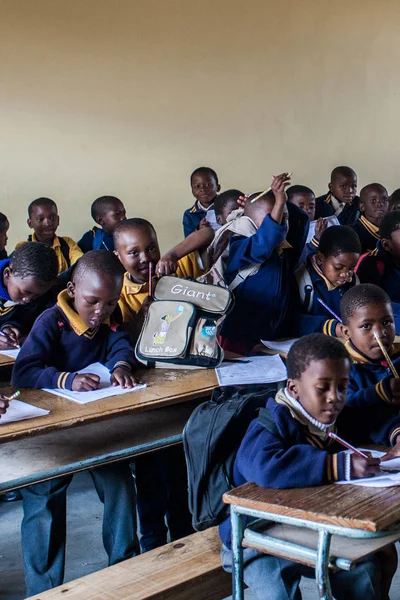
[1,472,400,600]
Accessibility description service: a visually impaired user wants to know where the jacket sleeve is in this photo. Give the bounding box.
[347,367,393,409]
[11,309,77,389]
[77,231,93,253]
[286,202,310,266]
[183,210,195,238]
[294,314,339,337]
[356,255,382,285]
[65,238,84,266]
[105,328,136,373]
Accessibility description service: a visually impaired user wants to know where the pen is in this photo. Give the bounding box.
[149,263,154,297]
[328,432,369,459]
[317,298,342,323]
[373,332,399,379]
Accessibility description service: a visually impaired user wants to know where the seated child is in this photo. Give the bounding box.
[389,189,400,212]
[315,166,359,225]
[219,333,399,600]
[12,250,139,595]
[352,183,389,252]
[213,189,243,227]
[0,212,9,259]
[0,242,59,350]
[17,197,83,273]
[78,195,126,252]
[294,226,361,337]
[356,211,400,303]
[183,166,220,236]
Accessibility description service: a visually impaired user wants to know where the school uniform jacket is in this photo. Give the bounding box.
[11,289,134,390]
[16,234,83,274]
[219,396,400,549]
[182,201,216,237]
[78,227,115,253]
[315,193,360,225]
[352,216,380,253]
[294,255,356,337]
[220,203,309,347]
[356,242,400,303]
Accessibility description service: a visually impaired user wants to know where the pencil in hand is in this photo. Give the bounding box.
[373,332,399,379]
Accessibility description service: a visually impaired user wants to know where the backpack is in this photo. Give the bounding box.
[295,263,360,313]
[28,235,70,268]
[183,385,277,531]
[135,276,232,368]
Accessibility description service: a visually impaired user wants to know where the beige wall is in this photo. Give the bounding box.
[1,0,400,251]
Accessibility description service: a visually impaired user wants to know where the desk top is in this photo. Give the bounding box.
[0,354,15,367]
[0,367,218,444]
[223,482,400,533]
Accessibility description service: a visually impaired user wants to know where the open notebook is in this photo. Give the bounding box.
[43,362,146,404]
[0,399,49,425]
[337,449,400,488]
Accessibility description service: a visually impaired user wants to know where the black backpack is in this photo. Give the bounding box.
[28,235,70,268]
[183,385,277,531]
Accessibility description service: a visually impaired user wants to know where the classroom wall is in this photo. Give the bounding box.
[1,0,400,251]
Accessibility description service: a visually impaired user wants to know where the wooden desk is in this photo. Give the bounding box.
[224,482,400,600]
[0,353,15,367]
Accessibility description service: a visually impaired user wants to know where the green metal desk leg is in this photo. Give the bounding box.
[316,529,333,600]
[231,506,244,600]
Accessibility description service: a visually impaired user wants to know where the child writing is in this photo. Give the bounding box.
[0,242,59,349]
[17,197,83,273]
[219,333,399,600]
[183,166,220,236]
[11,250,139,595]
[78,195,127,252]
[352,183,389,252]
[0,212,9,259]
[294,226,361,336]
[315,166,359,225]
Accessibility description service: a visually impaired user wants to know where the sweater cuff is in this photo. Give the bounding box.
[112,361,132,372]
[56,371,77,390]
[390,427,400,446]
[310,236,319,248]
[326,452,346,482]
[376,376,392,404]
[322,319,339,337]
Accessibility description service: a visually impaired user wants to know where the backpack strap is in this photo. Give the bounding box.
[257,406,280,437]
[294,263,314,313]
[92,227,104,251]
[58,237,71,268]
[228,264,261,292]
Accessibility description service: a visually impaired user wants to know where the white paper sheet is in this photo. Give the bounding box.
[43,362,146,404]
[216,355,287,386]
[0,399,49,425]
[336,448,400,487]
[0,348,20,359]
[205,209,220,231]
[261,339,299,355]
[306,216,340,244]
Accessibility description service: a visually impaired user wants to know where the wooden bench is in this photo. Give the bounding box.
[27,528,232,600]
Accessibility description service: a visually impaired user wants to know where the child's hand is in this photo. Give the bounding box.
[0,395,9,418]
[0,326,20,349]
[315,218,327,241]
[198,218,211,230]
[351,452,381,479]
[389,378,400,405]
[237,194,249,208]
[111,367,138,389]
[71,373,101,392]
[271,173,291,202]
[381,439,400,461]
[156,252,178,276]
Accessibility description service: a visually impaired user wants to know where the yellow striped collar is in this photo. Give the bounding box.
[123,272,153,296]
[56,289,108,337]
[359,215,380,240]
[311,254,337,291]
[345,339,400,365]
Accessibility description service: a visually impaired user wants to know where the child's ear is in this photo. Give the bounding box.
[27,218,33,229]
[66,281,75,299]
[217,184,221,193]
[316,251,324,266]
[3,266,11,283]
[287,379,300,399]
[340,324,351,341]
[328,182,333,194]
[381,238,392,253]
[359,201,365,214]
[113,250,120,258]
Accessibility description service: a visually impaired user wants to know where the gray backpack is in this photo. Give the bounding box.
[135,276,233,368]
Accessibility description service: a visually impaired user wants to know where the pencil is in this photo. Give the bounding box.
[149,262,154,296]
[317,298,342,323]
[373,331,399,378]
[328,432,369,459]
[6,390,20,402]
[250,173,292,204]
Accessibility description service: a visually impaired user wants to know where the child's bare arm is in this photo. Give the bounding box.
[270,173,291,224]
[157,226,215,276]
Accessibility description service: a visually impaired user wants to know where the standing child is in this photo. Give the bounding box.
[352,184,389,252]
[78,195,126,252]
[0,213,9,259]
[315,166,359,225]
[183,166,220,236]
[11,251,139,596]
[17,197,83,273]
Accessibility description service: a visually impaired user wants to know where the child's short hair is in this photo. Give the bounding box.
[379,211,400,239]
[389,189,400,209]
[318,226,361,257]
[287,333,350,380]
[91,196,122,221]
[10,242,58,281]
[286,185,315,201]
[73,249,125,283]
[113,217,156,243]
[28,197,57,218]
[0,213,9,232]
[340,284,391,325]
[190,167,219,186]
[330,166,356,181]
[360,183,387,200]
[214,189,243,217]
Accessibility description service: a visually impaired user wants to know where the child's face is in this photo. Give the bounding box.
[3,269,53,304]
[290,193,316,221]
[114,227,161,283]
[317,251,359,287]
[216,200,239,226]
[191,173,220,208]
[67,271,121,329]
[287,358,350,424]
[343,302,395,361]
[382,229,400,263]
[329,174,357,204]
[28,205,59,243]
[97,201,127,234]
[360,187,388,226]
[0,223,9,252]
[390,200,400,212]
